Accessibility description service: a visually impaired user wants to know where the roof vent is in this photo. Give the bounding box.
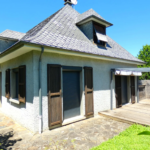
[64,0,77,5]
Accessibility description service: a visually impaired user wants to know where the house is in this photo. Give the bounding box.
[0,1,145,133]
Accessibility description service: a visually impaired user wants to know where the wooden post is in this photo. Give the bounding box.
[137,76,139,103]
[110,70,113,110]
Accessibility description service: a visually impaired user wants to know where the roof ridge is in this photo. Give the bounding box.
[21,4,80,42]
[21,4,78,41]
[76,8,105,24]
[2,29,25,33]
[0,29,26,40]
[0,29,25,35]
[21,7,64,41]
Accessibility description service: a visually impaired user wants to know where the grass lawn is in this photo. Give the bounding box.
[91,124,150,150]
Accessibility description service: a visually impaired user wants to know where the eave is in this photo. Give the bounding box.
[76,15,113,27]
[0,36,18,41]
[0,41,145,65]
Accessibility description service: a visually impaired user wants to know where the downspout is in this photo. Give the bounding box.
[39,47,44,134]
[110,70,113,110]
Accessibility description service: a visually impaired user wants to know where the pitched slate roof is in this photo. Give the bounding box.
[20,4,143,63]
[76,8,105,23]
[0,30,26,40]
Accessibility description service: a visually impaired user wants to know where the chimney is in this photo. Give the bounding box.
[64,0,73,5]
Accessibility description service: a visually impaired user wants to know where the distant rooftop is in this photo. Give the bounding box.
[0,30,26,40]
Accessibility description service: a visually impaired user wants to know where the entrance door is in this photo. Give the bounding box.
[63,71,80,120]
[122,76,128,104]
[115,76,122,108]
[131,76,135,104]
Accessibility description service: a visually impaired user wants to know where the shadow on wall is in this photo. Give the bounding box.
[5,99,26,109]
[0,130,22,149]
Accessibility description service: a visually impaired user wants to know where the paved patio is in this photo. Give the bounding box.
[0,111,130,150]
[99,99,150,126]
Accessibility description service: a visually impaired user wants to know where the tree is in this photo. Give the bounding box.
[137,45,150,80]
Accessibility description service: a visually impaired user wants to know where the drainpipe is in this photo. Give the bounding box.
[39,47,44,134]
[110,70,113,110]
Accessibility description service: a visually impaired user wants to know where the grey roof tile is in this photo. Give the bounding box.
[0,30,25,40]
[20,4,143,63]
[76,8,105,23]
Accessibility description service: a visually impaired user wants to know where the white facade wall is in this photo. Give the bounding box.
[0,51,35,132]
[0,49,137,133]
[32,51,137,132]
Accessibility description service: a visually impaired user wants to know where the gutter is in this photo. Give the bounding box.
[0,41,145,65]
[39,47,44,134]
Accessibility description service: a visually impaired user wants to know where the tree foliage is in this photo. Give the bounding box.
[137,45,150,80]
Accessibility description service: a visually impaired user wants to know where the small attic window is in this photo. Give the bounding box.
[93,22,107,47]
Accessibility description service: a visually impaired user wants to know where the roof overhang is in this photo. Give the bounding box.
[0,42,33,63]
[112,68,150,76]
[76,15,113,27]
[112,68,150,72]
[0,42,145,65]
[0,36,18,41]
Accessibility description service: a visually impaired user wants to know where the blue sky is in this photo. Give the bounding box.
[0,0,150,57]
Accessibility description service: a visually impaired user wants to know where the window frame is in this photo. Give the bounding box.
[93,22,107,47]
[11,68,19,99]
[5,65,26,104]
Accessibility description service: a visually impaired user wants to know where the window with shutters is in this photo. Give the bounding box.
[5,69,10,99]
[11,68,19,99]
[93,22,107,47]
[6,65,26,103]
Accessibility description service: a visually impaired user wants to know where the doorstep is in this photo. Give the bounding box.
[62,115,86,126]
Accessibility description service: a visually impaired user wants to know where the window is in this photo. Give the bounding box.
[5,65,26,103]
[11,68,19,99]
[93,22,107,47]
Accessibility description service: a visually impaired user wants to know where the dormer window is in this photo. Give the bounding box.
[93,22,107,47]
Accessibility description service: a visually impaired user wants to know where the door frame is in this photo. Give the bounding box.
[131,76,135,104]
[115,75,122,108]
[61,66,84,121]
[121,76,128,105]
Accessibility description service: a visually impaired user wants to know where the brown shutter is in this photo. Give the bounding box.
[93,23,106,34]
[115,76,122,108]
[47,64,62,128]
[18,65,26,103]
[5,69,10,99]
[131,76,135,104]
[84,67,94,117]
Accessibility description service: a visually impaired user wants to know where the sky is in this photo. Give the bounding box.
[0,0,150,57]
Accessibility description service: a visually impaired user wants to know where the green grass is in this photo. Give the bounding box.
[91,124,150,150]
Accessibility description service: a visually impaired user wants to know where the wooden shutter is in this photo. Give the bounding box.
[115,76,122,108]
[47,64,62,128]
[131,76,135,104]
[93,23,106,34]
[5,69,10,99]
[84,67,94,117]
[18,65,26,103]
